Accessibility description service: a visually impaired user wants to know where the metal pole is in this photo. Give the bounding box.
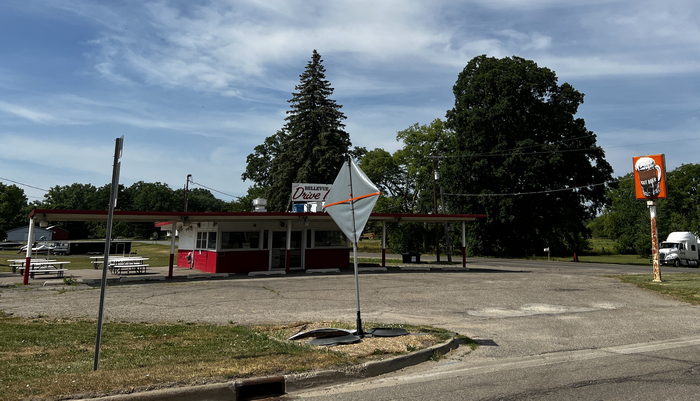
[437,166,451,263]
[461,221,467,269]
[94,136,123,371]
[347,157,363,336]
[168,221,176,279]
[184,174,192,212]
[285,220,292,273]
[381,221,386,267]
[648,200,662,282]
[432,159,440,262]
[23,217,35,285]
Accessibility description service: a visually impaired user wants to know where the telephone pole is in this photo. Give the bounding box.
[184,174,192,212]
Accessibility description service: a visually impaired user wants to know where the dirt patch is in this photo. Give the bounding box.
[259,322,445,360]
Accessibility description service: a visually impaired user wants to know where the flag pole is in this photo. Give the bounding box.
[347,155,363,337]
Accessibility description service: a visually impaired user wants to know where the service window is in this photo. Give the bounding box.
[196,231,217,250]
[221,232,260,249]
[314,231,347,247]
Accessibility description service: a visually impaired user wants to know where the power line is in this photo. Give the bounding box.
[189,180,238,199]
[428,134,700,159]
[443,178,627,197]
[433,146,603,159]
[0,176,49,192]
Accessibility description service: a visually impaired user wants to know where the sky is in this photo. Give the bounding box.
[1,0,699,203]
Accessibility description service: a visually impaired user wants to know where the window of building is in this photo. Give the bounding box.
[196,231,217,250]
[221,231,260,249]
[314,231,346,247]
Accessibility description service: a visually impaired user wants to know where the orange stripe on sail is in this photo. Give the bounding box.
[324,192,380,208]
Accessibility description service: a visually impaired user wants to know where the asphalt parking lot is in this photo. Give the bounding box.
[1,259,697,361]
[2,259,698,399]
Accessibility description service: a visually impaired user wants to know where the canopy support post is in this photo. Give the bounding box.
[168,221,176,279]
[381,221,386,267]
[23,217,35,285]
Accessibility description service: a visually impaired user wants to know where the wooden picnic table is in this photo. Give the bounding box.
[7,259,57,273]
[93,256,150,275]
[90,256,143,269]
[13,260,70,278]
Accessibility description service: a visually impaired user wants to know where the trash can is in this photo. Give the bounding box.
[401,252,421,263]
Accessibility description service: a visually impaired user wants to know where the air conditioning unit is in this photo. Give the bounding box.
[252,198,267,212]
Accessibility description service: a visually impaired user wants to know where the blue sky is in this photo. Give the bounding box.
[1,0,699,202]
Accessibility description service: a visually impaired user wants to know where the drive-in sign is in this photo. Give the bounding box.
[291,183,331,202]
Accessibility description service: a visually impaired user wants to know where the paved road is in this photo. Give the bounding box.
[1,258,698,399]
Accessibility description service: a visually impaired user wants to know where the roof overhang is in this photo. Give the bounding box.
[28,209,486,225]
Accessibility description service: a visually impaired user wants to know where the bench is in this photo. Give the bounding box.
[109,264,149,275]
[17,267,68,279]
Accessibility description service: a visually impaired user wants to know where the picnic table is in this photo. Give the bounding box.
[8,259,70,278]
[90,256,150,275]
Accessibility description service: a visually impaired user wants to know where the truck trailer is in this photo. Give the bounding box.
[659,232,699,267]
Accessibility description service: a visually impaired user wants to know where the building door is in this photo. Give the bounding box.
[270,231,302,270]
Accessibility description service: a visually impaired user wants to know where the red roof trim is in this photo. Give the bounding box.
[28,208,486,221]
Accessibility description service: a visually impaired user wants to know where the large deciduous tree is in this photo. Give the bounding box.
[243,50,352,211]
[0,183,28,240]
[444,55,613,256]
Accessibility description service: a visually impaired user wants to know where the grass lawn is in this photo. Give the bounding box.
[613,273,700,305]
[0,313,455,401]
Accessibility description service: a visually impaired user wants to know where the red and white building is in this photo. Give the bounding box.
[26,209,485,275]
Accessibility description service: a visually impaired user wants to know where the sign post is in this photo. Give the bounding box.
[633,154,667,283]
[93,136,124,371]
[324,157,380,336]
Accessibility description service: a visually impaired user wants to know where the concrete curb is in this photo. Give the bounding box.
[73,337,463,401]
[398,266,431,272]
[248,270,286,277]
[358,267,388,273]
[286,336,463,391]
[306,268,340,274]
[72,382,236,401]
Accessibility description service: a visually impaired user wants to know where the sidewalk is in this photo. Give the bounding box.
[0,259,471,287]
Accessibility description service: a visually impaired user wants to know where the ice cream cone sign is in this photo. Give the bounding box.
[633,154,667,200]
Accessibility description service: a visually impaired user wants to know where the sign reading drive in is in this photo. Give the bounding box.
[291,183,331,202]
[633,154,667,200]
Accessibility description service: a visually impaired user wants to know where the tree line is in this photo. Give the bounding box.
[0,181,250,240]
[2,51,698,255]
[590,164,700,256]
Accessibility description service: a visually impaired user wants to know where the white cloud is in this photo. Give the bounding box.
[0,101,58,124]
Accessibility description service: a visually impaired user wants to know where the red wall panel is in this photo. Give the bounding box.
[305,248,350,270]
[216,251,269,273]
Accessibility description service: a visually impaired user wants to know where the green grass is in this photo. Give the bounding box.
[587,237,619,255]
[357,239,382,252]
[613,273,700,305]
[0,312,456,401]
[0,315,348,401]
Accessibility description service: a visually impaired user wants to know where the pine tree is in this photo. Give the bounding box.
[243,50,351,211]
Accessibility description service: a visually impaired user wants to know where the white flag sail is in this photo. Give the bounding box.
[324,158,380,243]
[324,157,380,336]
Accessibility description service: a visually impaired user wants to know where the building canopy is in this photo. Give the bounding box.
[28,209,485,225]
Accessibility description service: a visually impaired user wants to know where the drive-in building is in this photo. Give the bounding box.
[25,209,485,275]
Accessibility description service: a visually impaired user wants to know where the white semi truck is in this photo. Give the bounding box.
[659,232,699,267]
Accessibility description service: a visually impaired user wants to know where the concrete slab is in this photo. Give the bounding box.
[398,266,431,272]
[248,270,287,277]
[306,269,340,274]
[358,267,387,273]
